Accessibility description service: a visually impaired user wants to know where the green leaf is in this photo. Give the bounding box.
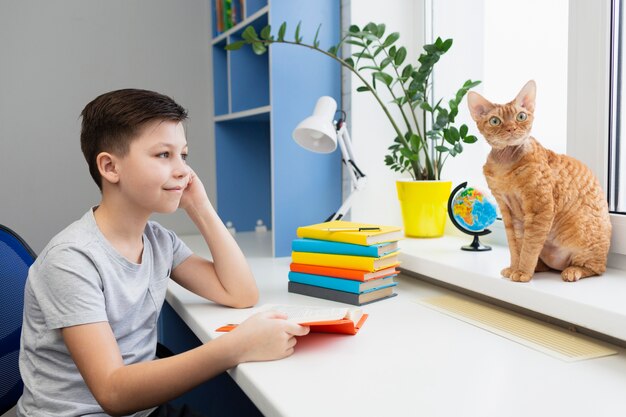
[380,57,392,69]
[295,21,303,43]
[394,46,407,66]
[373,71,393,86]
[464,79,481,89]
[409,134,421,152]
[463,135,478,144]
[349,25,360,33]
[376,23,386,38]
[402,64,413,78]
[328,45,338,56]
[449,126,460,141]
[224,40,246,50]
[383,32,400,47]
[454,142,463,153]
[435,146,449,153]
[278,22,287,41]
[313,24,321,47]
[460,125,468,138]
[420,102,433,112]
[442,38,453,52]
[400,148,413,159]
[344,57,355,68]
[260,25,272,40]
[358,65,381,71]
[346,40,366,48]
[443,129,454,145]
[242,26,258,41]
[364,22,379,35]
[353,52,374,60]
[389,45,397,58]
[251,41,267,55]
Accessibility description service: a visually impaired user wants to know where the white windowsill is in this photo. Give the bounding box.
[398,235,626,343]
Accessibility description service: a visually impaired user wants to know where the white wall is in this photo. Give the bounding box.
[348,0,423,227]
[0,0,214,252]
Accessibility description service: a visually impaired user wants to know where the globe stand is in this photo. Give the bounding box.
[462,234,492,252]
[448,182,495,252]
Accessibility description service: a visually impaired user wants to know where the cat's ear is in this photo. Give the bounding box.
[515,80,536,112]
[467,91,495,121]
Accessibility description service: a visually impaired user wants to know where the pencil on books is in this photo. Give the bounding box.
[324,227,381,232]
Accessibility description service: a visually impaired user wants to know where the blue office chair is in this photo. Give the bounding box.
[0,225,36,415]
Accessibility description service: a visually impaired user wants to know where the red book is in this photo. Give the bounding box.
[216,305,368,335]
[290,263,398,282]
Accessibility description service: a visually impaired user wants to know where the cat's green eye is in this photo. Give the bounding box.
[516,112,528,122]
[489,116,501,126]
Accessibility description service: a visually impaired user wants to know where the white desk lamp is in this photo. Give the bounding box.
[292,96,367,221]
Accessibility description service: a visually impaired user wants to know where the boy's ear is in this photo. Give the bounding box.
[96,152,120,185]
[467,91,495,122]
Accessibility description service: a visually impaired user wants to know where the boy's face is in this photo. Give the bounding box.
[114,120,190,214]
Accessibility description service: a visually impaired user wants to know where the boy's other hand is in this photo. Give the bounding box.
[178,167,211,212]
[229,311,310,362]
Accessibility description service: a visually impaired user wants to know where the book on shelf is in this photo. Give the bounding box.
[296,220,403,246]
[290,263,399,282]
[291,250,399,272]
[215,304,368,335]
[288,272,397,294]
[292,238,398,257]
[288,281,397,306]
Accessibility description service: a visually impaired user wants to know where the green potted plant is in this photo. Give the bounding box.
[227,22,480,237]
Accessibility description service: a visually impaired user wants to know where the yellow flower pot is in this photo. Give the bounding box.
[396,180,452,237]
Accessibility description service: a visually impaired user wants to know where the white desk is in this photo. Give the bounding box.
[167,234,626,417]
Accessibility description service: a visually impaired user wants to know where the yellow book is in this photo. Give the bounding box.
[296,220,403,246]
[291,251,400,272]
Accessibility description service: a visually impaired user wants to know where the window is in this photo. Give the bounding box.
[610,0,626,214]
[431,0,626,259]
[569,0,626,257]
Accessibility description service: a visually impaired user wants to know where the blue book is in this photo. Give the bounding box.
[291,238,398,257]
[288,271,397,294]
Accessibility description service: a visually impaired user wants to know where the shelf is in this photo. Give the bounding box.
[212,5,269,44]
[214,105,271,122]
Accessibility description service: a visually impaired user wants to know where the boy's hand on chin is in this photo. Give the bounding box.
[178,168,211,211]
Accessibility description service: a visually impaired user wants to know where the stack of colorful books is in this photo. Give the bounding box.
[288,221,403,306]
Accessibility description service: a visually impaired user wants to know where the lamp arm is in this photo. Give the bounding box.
[336,123,366,187]
[328,122,368,221]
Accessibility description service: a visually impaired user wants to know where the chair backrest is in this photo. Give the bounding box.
[0,225,36,415]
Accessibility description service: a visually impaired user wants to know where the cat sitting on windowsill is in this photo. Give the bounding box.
[467,81,611,283]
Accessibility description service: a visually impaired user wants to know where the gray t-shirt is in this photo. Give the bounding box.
[17,208,193,417]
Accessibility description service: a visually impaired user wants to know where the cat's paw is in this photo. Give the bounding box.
[510,270,533,282]
[561,266,596,282]
[501,267,514,278]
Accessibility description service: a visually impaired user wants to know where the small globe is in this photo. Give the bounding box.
[450,186,497,233]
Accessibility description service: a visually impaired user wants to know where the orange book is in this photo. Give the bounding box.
[290,263,398,282]
[215,304,368,335]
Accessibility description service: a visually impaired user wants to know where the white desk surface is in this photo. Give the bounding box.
[167,234,626,417]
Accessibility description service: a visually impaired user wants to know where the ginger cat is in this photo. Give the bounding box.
[467,80,611,282]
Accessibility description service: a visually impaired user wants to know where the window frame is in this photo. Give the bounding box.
[568,0,626,257]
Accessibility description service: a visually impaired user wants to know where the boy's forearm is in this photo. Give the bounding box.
[103,333,243,415]
[184,201,259,306]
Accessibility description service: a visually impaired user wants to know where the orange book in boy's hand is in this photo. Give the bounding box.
[216,304,368,335]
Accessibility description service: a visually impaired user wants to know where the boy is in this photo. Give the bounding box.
[17,89,309,416]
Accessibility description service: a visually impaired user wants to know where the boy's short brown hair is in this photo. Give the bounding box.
[80,89,188,190]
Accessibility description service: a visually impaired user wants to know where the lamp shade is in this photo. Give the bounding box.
[292,96,338,154]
